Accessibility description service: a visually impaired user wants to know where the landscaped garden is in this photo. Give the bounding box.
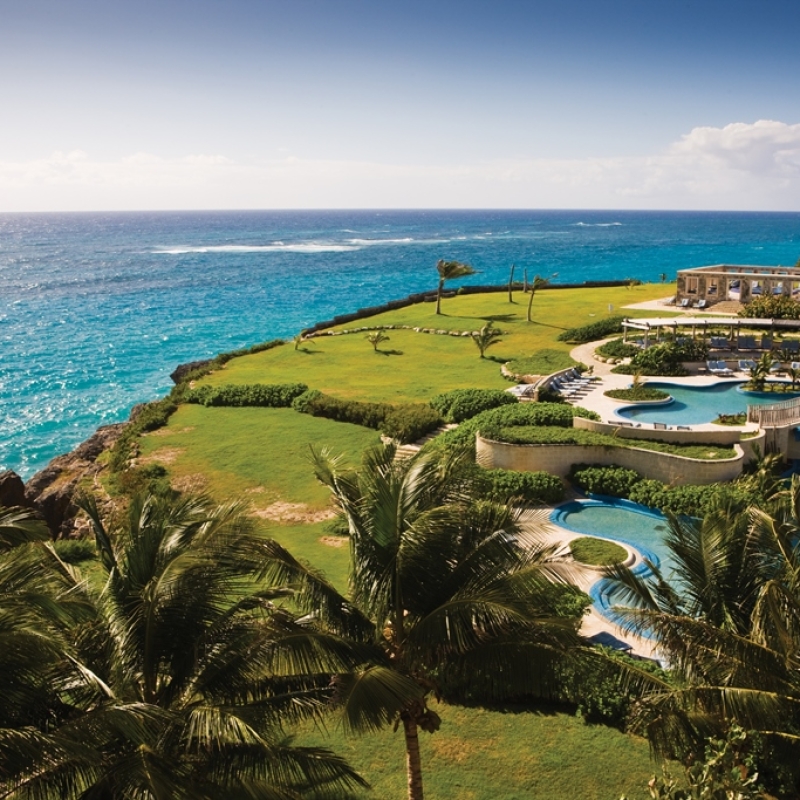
[9,281,800,798]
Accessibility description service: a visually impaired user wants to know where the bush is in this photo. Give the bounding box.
[612,341,708,377]
[739,295,800,320]
[52,538,97,564]
[480,468,564,504]
[595,338,641,359]
[292,390,441,444]
[382,404,442,443]
[604,386,670,402]
[185,383,308,408]
[557,316,625,344]
[109,397,179,473]
[569,464,643,497]
[430,388,517,423]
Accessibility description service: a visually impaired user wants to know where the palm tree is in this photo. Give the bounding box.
[526,275,551,323]
[605,484,800,772]
[273,444,587,800]
[471,322,502,358]
[366,330,390,352]
[507,264,516,303]
[0,493,367,799]
[435,260,475,315]
[746,352,773,392]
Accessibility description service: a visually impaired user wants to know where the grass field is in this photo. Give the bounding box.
[135,285,675,798]
[198,284,674,403]
[299,703,658,800]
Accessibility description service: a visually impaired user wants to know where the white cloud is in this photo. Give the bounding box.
[0,121,798,210]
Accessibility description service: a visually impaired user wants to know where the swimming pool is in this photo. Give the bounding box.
[550,497,674,624]
[616,381,800,425]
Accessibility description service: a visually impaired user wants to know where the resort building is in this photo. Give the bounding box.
[676,264,800,308]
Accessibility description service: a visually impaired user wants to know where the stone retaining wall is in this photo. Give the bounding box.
[475,434,748,485]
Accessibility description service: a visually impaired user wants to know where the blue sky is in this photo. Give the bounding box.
[1,0,799,210]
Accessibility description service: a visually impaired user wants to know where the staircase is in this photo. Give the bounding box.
[390,424,459,460]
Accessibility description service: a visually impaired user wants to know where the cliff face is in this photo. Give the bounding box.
[21,423,127,537]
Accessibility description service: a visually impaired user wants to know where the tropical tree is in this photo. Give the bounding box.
[526,274,551,323]
[788,365,800,391]
[471,322,502,358]
[266,444,590,800]
[605,483,800,789]
[435,259,475,315]
[507,263,516,302]
[0,493,367,800]
[746,352,773,392]
[366,330,390,352]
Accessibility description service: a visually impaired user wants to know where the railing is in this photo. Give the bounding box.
[748,395,800,426]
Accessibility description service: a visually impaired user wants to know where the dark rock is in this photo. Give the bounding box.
[25,423,127,538]
[0,471,32,509]
[170,359,213,384]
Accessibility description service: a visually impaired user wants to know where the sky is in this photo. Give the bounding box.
[1,0,799,211]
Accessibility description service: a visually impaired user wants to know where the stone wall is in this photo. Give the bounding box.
[475,435,747,485]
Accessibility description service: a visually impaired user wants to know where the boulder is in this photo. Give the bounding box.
[25,423,127,537]
[0,470,32,509]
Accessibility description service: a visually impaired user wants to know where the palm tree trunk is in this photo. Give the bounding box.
[436,278,444,314]
[526,287,536,322]
[403,715,425,800]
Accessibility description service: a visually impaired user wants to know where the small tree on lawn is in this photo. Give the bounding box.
[367,330,390,352]
[471,322,502,358]
[527,275,551,323]
[435,259,475,314]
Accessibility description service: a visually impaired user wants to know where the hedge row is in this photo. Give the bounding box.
[556,316,625,344]
[479,467,564,504]
[291,389,442,444]
[569,463,763,517]
[430,388,517,423]
[185,383,308,408]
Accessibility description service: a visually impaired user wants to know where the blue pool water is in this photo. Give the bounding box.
[616,381,800,425]
[550,497,675,623]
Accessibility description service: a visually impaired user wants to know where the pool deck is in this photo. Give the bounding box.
[568,340,761,433]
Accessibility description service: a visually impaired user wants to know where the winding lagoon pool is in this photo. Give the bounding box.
[615,381,800,425]
[550,497,675,622]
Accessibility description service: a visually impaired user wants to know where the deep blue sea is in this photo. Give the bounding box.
[2,209,799,479]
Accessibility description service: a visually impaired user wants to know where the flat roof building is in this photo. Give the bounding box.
[676,264,800,308]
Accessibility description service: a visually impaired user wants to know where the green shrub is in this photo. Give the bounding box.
[109,398,179,473]
[595,338,641,359]
[612,341,708,377]
[382,404,442,443]
[430,388,517,423]
[185,382,308,408]
[52,538,97,564]
[569,464,643,497]
[739,295,800,320]
[557,316,625,344]
[604,386,670,401]
[480,468,564,504]
[292,390,441,444]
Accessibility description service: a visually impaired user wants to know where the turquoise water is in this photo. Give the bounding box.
[3,209,800,478]
[550,497,674,623]
[616,381,800,425]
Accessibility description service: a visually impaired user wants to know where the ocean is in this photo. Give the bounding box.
[2,209,799,479]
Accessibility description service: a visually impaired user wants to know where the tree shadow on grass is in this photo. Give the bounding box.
[376,349,404,356]
[295,347,319,355]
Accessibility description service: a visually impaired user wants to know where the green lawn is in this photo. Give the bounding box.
[299,703,659,800]
[198,285,674,403]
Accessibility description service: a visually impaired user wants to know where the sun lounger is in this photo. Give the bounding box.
[761,337,773,350]
[679,298,690,308]
[770,361,782,373]
[694,299,707,309]
[653,422,669,430]
[677,425,692,431]
[739,359,757,372]
[784,341,799,354]
[707,360,733,376]
[710,336,729,349]
[738,336,757,350]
